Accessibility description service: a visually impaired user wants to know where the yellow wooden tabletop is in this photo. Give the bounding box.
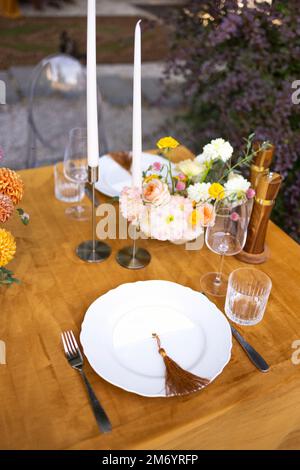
[1,151,300,450]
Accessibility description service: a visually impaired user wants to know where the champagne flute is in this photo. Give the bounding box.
[63,127,91,221]
[201,194,248,297]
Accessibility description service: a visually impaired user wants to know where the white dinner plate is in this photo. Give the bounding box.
[80,281,232,397]
[95,153,174,198]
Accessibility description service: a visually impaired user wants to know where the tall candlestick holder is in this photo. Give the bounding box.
[76,166,111,263]
[116,225,151,270]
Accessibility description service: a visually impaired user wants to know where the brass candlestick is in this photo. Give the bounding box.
[76,166,111,263]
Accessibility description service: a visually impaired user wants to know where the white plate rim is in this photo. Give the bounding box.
[96,153,175,198]
[80,280,232,397]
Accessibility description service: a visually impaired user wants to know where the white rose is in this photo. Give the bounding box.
[224,172,251,194]
[197,138,233,163]
[187,182,211,203]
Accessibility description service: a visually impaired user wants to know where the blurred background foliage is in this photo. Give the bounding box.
[166,0,300,242]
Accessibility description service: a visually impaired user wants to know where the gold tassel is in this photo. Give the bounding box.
[152,333,210,397]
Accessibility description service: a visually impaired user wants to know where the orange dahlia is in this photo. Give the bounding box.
[0,194,14,223]
[0,168,24,205]
[0,228,16,267]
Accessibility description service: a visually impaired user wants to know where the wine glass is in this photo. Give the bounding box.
[63,127,91,221]
[201,194,248,297]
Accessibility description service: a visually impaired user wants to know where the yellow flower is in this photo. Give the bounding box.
[0,228,16,267]
[144,174,159,184]
[156,136,180,150]
[208,183,225,200]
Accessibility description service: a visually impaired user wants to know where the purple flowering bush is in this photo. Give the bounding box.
[167,0,300,241]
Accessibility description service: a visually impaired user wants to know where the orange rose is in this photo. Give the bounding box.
[142,179,170,206]
[189,203,215,228]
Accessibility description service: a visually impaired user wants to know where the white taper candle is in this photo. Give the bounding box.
[87,0,99,168]
[132,20,142,189]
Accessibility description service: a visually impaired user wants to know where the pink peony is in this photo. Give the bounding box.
[152,161,162,172]
[120,186,143,224]
[176,181,186,191]
[177,173,186,181]
[139,195,204,242]
[142,179,170,207]
[246,188,256,199]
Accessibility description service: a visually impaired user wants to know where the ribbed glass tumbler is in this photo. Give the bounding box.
[225,268,272,326]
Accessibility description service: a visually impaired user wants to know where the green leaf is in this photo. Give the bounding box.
[109,196,119,203]
[0,267,20,286]
[1,267,13,275]
[17,208,30,225]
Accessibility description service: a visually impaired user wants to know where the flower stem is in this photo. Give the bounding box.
[165,148,175,194]
[169,159,175,194]
[200,162,212,183]
[218,155,251,183]
[217,139,271,184]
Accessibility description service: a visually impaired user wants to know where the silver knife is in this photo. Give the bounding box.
[201,292,270,373]
[230,324,270,373]
[85,184,100,207]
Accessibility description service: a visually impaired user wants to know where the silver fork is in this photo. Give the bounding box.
[61,330,112,433]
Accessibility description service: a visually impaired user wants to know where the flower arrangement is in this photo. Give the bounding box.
[120,135,267,242]
[0,148,29,286]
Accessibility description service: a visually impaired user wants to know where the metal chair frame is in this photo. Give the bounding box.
[27,53,109,168]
